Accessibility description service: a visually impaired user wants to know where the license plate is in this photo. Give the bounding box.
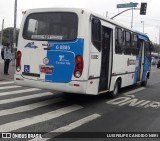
[40,65,54,74]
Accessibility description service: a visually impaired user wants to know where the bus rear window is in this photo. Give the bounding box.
[23,12,78,41]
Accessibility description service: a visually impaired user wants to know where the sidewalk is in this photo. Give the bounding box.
[0,59,15,81]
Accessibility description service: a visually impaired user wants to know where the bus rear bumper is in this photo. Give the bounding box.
[14,74,92,95]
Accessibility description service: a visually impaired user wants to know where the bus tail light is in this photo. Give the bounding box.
[16,51,22,72]
[74,55,83,78]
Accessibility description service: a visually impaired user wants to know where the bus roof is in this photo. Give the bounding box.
[24,7,149,41]
[90,11,149,39]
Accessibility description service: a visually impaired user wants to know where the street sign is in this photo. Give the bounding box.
[117,2,138,8]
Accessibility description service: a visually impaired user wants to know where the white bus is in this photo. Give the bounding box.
[14,8,152,98]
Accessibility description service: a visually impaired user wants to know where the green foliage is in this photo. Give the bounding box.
[152,43,160,53]
[0,27,19,46]
[2,37,8,46]
[152,61,157,65]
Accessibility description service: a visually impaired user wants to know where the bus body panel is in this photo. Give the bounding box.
[15,8,151,96]
[109,28,151,92]
[18,40,47,81]
[17,39,84,83]
[111,54,137,90]
[14,74,87,94]
[88,52,101,79]
[15,8,93,94]
[45,38,84,83]
[142,56,151,81]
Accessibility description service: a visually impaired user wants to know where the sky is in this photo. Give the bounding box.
[0,0,160,43]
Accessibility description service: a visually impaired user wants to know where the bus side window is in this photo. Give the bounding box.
[124,30,131,55]
[92,18,101,52]
[131,34,139,55]
[115,27,123,54]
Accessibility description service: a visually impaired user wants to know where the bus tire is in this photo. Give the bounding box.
[109,80,120,98]
[141,78,148,87]
[141,73,149,87]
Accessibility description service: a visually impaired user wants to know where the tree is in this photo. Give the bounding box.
[0,27,19,46]
[152,43,160,53]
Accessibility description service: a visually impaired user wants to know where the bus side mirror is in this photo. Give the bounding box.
[91,18,101,52]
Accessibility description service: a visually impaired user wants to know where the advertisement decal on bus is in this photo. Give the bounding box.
[45,38,84,83]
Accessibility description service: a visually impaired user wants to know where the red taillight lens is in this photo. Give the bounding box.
[16,51,22,72]
[74,55,83,78]
[77,63,83,70]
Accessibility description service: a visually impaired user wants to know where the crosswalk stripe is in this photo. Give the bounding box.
[30,113,101,141]
[0,85,21,90]
[0,92,53,104]
[0,81,14,85]
[53,113,101,132]
[0,104,83,132]
[0,98,64,117]
[0,88,41,97]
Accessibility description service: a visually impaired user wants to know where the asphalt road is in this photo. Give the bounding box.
[55,66,160,141]
[0,66,160,141]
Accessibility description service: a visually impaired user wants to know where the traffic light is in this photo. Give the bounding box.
[140,3,147,15]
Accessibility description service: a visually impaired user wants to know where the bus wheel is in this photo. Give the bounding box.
[109,80,120,98]
[141,78,148,87]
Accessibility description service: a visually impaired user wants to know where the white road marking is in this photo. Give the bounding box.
[0,81,14,85]
[123,87,145,97]
[0,104,83,132]
[0,85,21,90]
[0,88,40,97]
[30,113,101,141]
[0,98,64,117]
[0,92,53,104]
[137,101,151,107]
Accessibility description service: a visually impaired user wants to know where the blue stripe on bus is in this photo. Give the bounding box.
[133,56,151,84]
[133,56,140,84]
[142,56,151,81]
[137,33,149,41]
[45,38,84,83]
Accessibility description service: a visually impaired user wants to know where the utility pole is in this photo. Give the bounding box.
[158,27,160,59]
[131,7,133,28]
[12,0,17,66]
[13,0,17,48]
[1,19,4,46]
[106,11,108,18]
[114,2,138,28]
[141,21,144,33]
